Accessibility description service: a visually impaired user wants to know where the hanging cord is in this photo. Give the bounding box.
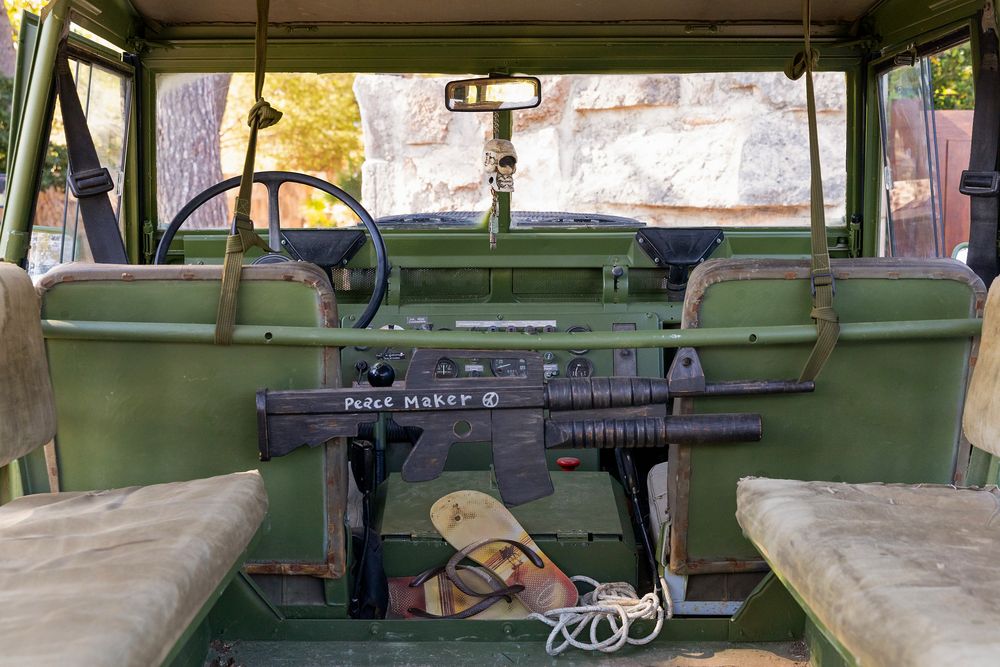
[528,576,665,656]
[786,0,840,381]
[659,572,673,619]
[215,0,282,344]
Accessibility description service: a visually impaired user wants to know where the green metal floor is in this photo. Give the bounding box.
[206,640,809,666]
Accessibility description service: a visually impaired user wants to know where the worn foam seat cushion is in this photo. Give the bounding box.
[0,471,267,666]
[737,478,1000,667]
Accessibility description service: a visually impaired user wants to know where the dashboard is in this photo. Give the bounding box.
[339,309,665,388]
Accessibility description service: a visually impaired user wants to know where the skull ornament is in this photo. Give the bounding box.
[483,138,517,193]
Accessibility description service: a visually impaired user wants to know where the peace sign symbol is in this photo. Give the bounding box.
[482,392,500,408]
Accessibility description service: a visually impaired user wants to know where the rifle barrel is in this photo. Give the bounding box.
[679,380,815,396]
[545,413,762,449]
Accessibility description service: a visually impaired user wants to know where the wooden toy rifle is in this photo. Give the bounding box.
[257,348,811,505]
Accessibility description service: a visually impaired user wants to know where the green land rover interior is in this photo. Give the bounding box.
[0,0,999,665]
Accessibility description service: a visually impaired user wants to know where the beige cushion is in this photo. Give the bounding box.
[0,471,267,667]
[737,478,1000,667]
[964,278,1000,456]
[0,263,56,466]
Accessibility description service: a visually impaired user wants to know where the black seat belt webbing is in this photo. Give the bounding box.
[963,6,1000,287]
[55,48,128,264]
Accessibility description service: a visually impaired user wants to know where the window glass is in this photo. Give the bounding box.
[156,72,363,232]
[878,42,974,258]
[156,71,848,230]
[28,56,131,276]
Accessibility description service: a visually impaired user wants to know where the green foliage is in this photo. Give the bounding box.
[0,74,67,189]
[930,43,974,110]
[38,134,69,190]
[5,1,48,40]
[0,74,13,171]
[267,73,364,185]
[224,72,363,196]
[303,172,365,228]
[884,44,975,110]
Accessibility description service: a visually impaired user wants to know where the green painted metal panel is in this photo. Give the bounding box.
[161,229,854,270]
[138,38,865,75]
[804,615,855,667]
[0,0,68,262]
[869,0,981,56]
[29,275,337,566]
[675,259,984,572]
[202,637,810,663]
[378,472,637,586]
[727,572,805,642]
[7,11,40,182]
[210,570,730,641]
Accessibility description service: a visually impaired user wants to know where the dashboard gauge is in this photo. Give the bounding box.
[491,357,529,378]
[567,357,594,378]
[566,325,591,355]
[434,357,459,379]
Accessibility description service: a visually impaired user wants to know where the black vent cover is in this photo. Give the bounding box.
[635,228,725,298]
[280,229,366,272]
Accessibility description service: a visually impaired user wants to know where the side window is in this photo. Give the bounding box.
[26,46,132,277]
[878,41,974,259]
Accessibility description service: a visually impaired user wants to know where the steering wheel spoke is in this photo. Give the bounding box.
[264,178,283,251]
[154,171,389,329]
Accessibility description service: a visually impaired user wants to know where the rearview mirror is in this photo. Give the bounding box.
[445,76,541,112]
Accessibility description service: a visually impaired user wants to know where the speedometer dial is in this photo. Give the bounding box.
[490,357,528,378]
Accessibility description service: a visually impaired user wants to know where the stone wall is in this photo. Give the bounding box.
[354,73,847,227]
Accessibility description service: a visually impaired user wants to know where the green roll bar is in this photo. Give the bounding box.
[40,317,982,350]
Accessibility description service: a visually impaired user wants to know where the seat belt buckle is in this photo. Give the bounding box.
[959,170,1000,197]
[810,270,835,297]
[68,167,115,198]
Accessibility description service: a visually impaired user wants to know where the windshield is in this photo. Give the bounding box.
[155,72,847,230]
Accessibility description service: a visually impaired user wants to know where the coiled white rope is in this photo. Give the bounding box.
[528,576,666,656]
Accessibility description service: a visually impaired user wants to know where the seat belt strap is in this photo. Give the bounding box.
[962,4,1000,287]
[55,49,128,264]
[786,0,841,382]
[214,0,281,345]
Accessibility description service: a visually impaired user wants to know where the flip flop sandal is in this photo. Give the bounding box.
[430,490,579,613]
[443,538,540,600]
[386,565,529,620]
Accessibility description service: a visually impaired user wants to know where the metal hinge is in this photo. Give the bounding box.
[555,530,589,542]
[893,47,917,67]
[659,515,672,567]
[847,214,862,258]
[142,220,155,263]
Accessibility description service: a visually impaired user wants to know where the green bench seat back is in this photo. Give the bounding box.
[31,264,346,578]
[668,258,984,575]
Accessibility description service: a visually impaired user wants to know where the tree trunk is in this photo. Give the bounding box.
[156,73,232,229]
[0,10,17,79]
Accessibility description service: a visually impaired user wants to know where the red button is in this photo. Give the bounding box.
[556,457,581,471]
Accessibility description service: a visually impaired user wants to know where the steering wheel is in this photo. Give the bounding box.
[154,171,389,330]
